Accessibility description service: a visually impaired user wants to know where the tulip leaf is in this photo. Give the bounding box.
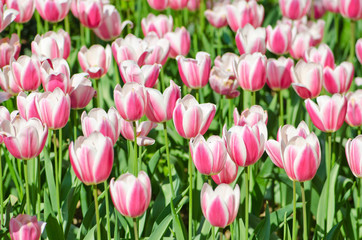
[45,215,65,240]
[326,221,343,240]
[43,148,57,213]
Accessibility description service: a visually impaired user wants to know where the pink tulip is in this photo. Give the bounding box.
[0,65,21,96]
[164,27,191,58]
[289,30,312,59]
[233,53,267,92]
[187,0,200,10]
[290,60,323,99]
[0,106,10,143]
[266,57,294,91]
[356,77,362,87]
[323,62,354,94]
[304,43,335,68]
[173,94,216,139]
[305,94,347,132]
[69,73,96,109]
[214,52,238,76]
[211,154,238,184]
[6,0,34,23]
[0,34,20,68]
[93,5,132,41]
[304,19,325,46]
[177,51,211,89]
[309,0,326,18]
[119,60,161,88]
[0,116,48,160]
[339,0,362,20]
[77,0,103,28]
[142,33,170,66]
[145,80,181,123]
[40,58,71,93]
[190,135,227,175]
[141,13,173,38]
[266,23,292,55]
[37,87,70,129]
[279,0,311,19]
[119,118,157,146]
[78,44,112,79]
[69,132,113,185]
[356,39,362,64]
[223,121,267,167]
[204,1,228,28]
[35,0,71,22]
[233,105,268,127]
[17,91,41,120]
[345,135,362,178]
[0,2,18,32]
[31,29,71,61]
[226,0,264,32]
[209,66,240,99]
[323,0,339,12]
[235,24,266,55]
[9,214,45,240]
[147,0,168,10]
[114,82,148,121]
[70,0,78,17]
[168,0,188,10]
[200,183,240,228]
[345,90,362,127]
[11,56,41,91]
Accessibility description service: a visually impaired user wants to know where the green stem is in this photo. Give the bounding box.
[228,98,233,127]
[160,68,165,92]
[35,11,43,34]
[53,132,62,223]
[133,122,138,176]
[251,91,256,106]
[93,79,101,108]
[358,127,361,136]
[93,185,101,240]
[135,0,142,36]
[163,123,175,197]
[188,151,193,240]
[114,60,120,85]
[212,226,215,240]
[133,218,139,240]
[216,28,222,56]
[334,14,339,46]
[292,180,297,240]
[283,212,287,240]
[37,157,41,219]
[358,178,362,238]
[73,110,78,140]
[219,228,223,240]
[80,24,85,46]
[104,181,111,240]
[349,20,356,62]
[279,91,284,126]
[301,182,308,240]
[16,24,22,41]
[245,166,250,240]
[24,160,30,215]
[58,128,63,185]
[64,15,70,34]
[44,20,49,32]
[0,146,3,225]
[325,132,332,234]
[199,0,205,33]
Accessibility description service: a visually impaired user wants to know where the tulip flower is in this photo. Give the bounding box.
[11,55,41,91]
[233,105,268,127]
[114,82,148,121]
[322,0,339,13]
[0,116,48,160]
[9,214,46,240]
[110,171,152,218]
[173,94,216,139]
[266,57,294,91]
[145,80,181,123]
[356,77,362,87]
[40,58,71,93]
[70,0,78,17]
[303,19,325,46]
[211,154,238,184]
[0,65,21,97]
[323,62,354,94]
[164,27,191,58]
[37,87,71,129]
[309,0,326,19]
[200,183,240,228]
[0,33,20,68]
[119,118,157,146]
[168,0,188,10]
[304,43,335,68]
[339,0,362,20]
[141,13,173,38]
[0,106,10,143]
[345,135,362,178]
[0,2,18,32]
[279,0,311,19]
[147,0,168,10]
[69,132,113,185]
[305,94,347,132]
[6,0,34,23]
[214,53,238,77]
[204,1,228,28]
[35,0,71,22]
[226,0,264,31]
[78,44,112,79]
[77,0,103,28]
[266,23,292,55]
[291,60,323,99]
[190,135,227,175]
[187,0,200,11]
[69,73,96,109]
[233,53,267,92]
[177,51,211,89]
[345,90,362,127]
[119,60,161,88]
[142,33,170,66]
[209,66,240,99]
[235,24,266,55]
[357,38,362,64]
[289,31,312,59]
[17,91,41,120]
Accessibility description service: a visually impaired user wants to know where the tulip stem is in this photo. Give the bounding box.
[357,178,362,237]
[93,79,101,108]
[219,228,223,240]
[133,218,139,240]
[73,110,78,140]
[251,91,256,106]
[325,132,332,234]
[279,91,284,126]
[133,122,138,176]
[334,14,339,46]
[245,166,250,240]
[58,128,63,187]
[188,151,193,240]
[80,24,85,46]
[37,157,41,220]
[292,180,297,240]
[16,23,22,42]
[24,160,30,215]
[93,185,101,240]
[53,133,62,224]
[212,226,215,240]
[228,98,233,127]
[35,11,43,34]
[64,15,70,34]
[0,146,3,225]
[349,20,356,62]
[301,182,308,240]
[104,181,111,240]
[163,123,175,197]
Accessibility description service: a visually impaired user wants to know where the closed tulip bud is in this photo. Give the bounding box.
[119,118,157,146]
[119,60,161,88]
[209,67,240,99]
[141,13,173,38]
[164,27,191,58]
[35,0,71,22]
[173,94,216,139]
[345,136,362,178]
[177,51,211,89]
[77,0,103,28]
[204,2,228,28]
[40,58,71,93]
[0,2,18,32]
[0,34,20,68]
[357,39,362,64]
[323,62,354,94]
[289,31,312,59]
[304,43,335,68]
[339,0,362,20]
[305,94,347,132]
[69,132,113,185]
[37,87,70,129]
[233,53,267,92]
[9,214,46,240]
[78,44,112,79]
[266,23,292,55]
[145,80,181,122]
[168,0,188,10]
[114,83,148,121]
[17,91,41,120]
[0,116,48,160]
[345,90,362,127]
[11,56,41,91]
[266,57,294,91]
[323,0,339,12]
[279,0,311,19]
[147,0,168,10]
[143,33,170,65]
[190,135,227,175]
[0,65,21,96]
[6,0,34,23]
[201,183,240,228]
[69,73,96,109]
[110,171,152,218]
[233,105,268,127]
[291,60,323,99]
[93,5,132,41]
[211,154,238,184]
[235,24,266,55]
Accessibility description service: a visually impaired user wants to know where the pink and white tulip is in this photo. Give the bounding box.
[214,53,238,76]
[266,23,292,55]
[9,214,45,240]
[69,73,96,109]
[0,2,18,32]
[233,105,268,127]
[40,58,71,93]
[78,44,112,79]
[235,24,266,55]
[35,0,71,22]
[304,43,335,68]
[356,39,362,64]
[266,57,294,91]
[322,0,339,12]
[6,0,34,23]
[187,0,200,11]
[77,0,103,28]
[110,171,151,218]
[164,27,191,58]
[323,62,354,94]
[0,34,20,68]
[204,1,228,28]
[147,0,168,10]
[289,30,312,59]
[339,0,362,20]
[0,106,10,143]
[345,135,362,178]
[142,33,170,65]
[119,119,157,146]
[345,90,362,127]
[209,66,240,99]
[17,91,41,120]
[309,0,326,19]
[0,65,21,96]
[119,60,161,88]
[141,13,173,38]
[211,154,238,184]
[279,0,311,19]
[11,56,41,91]
[168,0,188,10]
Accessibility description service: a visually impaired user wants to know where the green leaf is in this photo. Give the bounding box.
[254,201,271,240]
[45,215,65,240]
[326,221,343,240]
